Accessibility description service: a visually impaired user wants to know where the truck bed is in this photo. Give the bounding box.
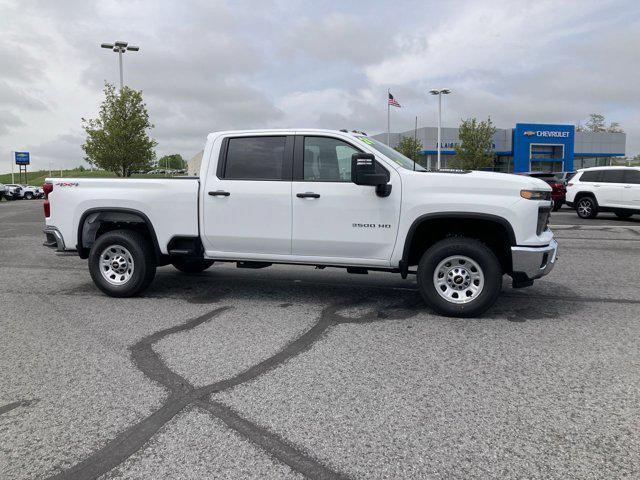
[44,177,200,254]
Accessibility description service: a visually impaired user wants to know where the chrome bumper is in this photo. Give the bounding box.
[511,239,558,281]
[43,226,66,251]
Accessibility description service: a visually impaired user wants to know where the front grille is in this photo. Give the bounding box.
[537,206,551,235]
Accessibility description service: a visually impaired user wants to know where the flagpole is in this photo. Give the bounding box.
[413,116,418,171]
[387,89,390,146]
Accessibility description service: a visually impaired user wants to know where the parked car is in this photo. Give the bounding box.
[0,183,8,200]
[42,129,557,318]
[25,186,44,199]
[5,184,42,200]
[4,184,23,200]
[566,166,640,219]
[521,172,567,211]
[554,171,576,186]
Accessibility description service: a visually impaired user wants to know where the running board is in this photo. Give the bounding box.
[237,261,272,269]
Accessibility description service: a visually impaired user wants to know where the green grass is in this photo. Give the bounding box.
[0,169,179,186]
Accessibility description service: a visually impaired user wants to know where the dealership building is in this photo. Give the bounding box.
[374,123,626,173]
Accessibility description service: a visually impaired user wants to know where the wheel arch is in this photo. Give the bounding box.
[574,191,598,204]
[77,207,161,260]
[400,212,517,277]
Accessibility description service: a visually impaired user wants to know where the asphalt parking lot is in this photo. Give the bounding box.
[1,200,639,479]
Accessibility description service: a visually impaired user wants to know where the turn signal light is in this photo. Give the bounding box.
[520,189,551,201]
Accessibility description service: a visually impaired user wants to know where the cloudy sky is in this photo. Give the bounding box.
[1,0,639,172]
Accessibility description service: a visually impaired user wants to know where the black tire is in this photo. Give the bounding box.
[576,196,598,219]
[88,229,156,297]
[417,237,502,318]
[614,211,633,219]
[552,199,562,211]
[171,258,214,274]
[24,192,33,200]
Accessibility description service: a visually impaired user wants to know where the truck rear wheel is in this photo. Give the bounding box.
[171,259,214,274]
[88,229,156,297]
[417,238,502,318]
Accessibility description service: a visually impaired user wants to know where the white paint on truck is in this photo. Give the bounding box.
[43,129,557,317]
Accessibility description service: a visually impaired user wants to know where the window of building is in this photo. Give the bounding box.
[494,156,513,173]
[530,160,563,172]
[574,157,613,169]
[530,144,564,159]
[224,136,286,180]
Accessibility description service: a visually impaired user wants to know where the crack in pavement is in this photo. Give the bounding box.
[46,298,419,480]
[0,399,38,417]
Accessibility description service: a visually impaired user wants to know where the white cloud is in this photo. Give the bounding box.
[0,0,639,173]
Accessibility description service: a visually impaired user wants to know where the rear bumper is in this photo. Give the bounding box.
[511,239,558,282]
[43,226,66,251]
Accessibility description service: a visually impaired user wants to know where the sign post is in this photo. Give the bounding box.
[14,152,30,185]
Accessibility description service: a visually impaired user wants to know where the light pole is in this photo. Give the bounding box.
[101,41,140,89]
[429,88,451,170]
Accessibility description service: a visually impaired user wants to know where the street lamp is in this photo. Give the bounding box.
[429,88,452,170]
[101,41,140,89]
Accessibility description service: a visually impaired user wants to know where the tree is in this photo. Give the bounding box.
[157,154,185,170]
[580,113,624,133]
[585,113,606,132]
[82,83,157,177]
[451,117,496,170]
[396,135,423,165]
[607,122,623,133]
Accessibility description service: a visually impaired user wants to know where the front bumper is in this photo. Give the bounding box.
[511,239,558,282]
[43,226,66,251]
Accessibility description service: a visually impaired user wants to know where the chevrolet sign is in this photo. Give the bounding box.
[524,130,570,138]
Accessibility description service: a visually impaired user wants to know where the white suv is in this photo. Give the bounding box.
[566,166,640,219]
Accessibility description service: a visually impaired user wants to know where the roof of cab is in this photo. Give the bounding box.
[207,128,364,140]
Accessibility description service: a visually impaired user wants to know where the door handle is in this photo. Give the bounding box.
[624,185,632,188]
[208,190,230,197]
[296,192,320,198]
[593,184,601,187]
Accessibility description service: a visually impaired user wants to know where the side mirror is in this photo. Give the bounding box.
[351,152,392,197]
[351,152,387,186]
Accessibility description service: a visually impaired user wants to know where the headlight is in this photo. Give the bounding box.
[521,189,551,201]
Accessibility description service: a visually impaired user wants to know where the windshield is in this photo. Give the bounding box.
[356,136,426,171]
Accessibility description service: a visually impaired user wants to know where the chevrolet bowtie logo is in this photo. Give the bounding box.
[523,131,536,137]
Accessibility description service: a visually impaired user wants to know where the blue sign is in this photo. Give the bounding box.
[512,124,574,173]
[15,151,30,165]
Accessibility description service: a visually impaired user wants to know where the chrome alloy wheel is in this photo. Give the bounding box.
[99,244,135,286]
[577,199,592,217]
[433,255,484,304]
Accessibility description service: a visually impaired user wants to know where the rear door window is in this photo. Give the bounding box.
[579,170,602,182]
[223,136,287,180]
[624,170,640,184]
[601,170,625,183]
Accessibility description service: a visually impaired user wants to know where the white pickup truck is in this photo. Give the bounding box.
[43,129,557,317]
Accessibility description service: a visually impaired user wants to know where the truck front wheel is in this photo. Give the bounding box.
[417,238,502,318]
[171,259,214,274]
[88,229,157,297]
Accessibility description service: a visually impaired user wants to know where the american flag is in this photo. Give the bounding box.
[388,92,401,108]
